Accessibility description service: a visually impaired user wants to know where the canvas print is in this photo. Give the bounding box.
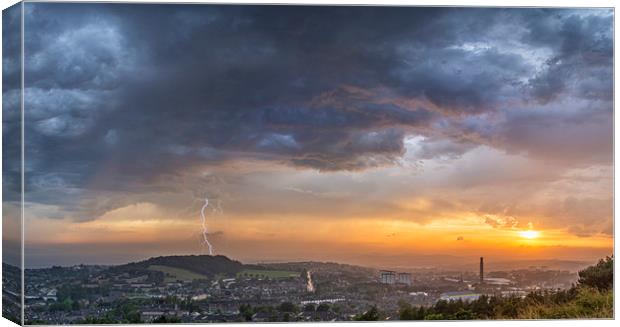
[1,2,614,325]
[2,2,22,325]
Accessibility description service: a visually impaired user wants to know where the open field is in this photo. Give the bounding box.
[148,265,208,282]
[238,269,300,279]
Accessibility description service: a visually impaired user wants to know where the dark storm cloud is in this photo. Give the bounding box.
[522,10,613,103]
[17,4,612,219]
[2,3,22,202]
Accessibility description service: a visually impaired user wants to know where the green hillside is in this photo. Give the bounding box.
[147,265,208,282]
[238,269,300,279]
[106,255,298,281]
[108,255,246,278]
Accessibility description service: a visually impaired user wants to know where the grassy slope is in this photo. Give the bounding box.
[148,265,208,282]
[517,288,613,319]
[238,269,300,278]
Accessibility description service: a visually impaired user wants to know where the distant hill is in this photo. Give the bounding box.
[346,253,593,272]
[472,259,593,272]
[108,255,249,278]
[261,261,375,275]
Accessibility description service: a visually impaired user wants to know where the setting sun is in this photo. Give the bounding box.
[519,230,541,239]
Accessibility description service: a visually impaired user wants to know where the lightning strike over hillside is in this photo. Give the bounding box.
[201,196,214,255]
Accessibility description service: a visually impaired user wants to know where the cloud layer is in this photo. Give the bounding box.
[4,4,612,249]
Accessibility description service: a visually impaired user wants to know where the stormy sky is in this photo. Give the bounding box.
[2,4,613,267]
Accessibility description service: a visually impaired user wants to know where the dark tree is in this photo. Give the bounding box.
[278,301,298,313]
[239,304,254,321]
[316,303,330,312]
[303,303,316,312]
[153,315,182,323]
[355,306,381,321]
[578,256,613,290]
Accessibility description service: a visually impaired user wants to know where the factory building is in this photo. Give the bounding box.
[379,271,412,286]
[397,272,412,285]
[379,270,396,284]
[480,257,484,284]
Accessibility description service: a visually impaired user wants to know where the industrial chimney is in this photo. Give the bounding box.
[479,257,484,284]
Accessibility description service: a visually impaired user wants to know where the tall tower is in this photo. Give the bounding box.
[479,257,484,284]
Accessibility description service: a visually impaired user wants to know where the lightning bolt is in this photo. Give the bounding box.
[201,196,214,255]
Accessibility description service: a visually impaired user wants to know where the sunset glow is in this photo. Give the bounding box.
[519,230,540,240]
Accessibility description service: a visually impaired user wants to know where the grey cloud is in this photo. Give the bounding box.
[523,11,613,103]
[548,197,613,236]
[495,104,611,165]
[483,215,519,229]
[2,3,22,203]
[411,137,477,160]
